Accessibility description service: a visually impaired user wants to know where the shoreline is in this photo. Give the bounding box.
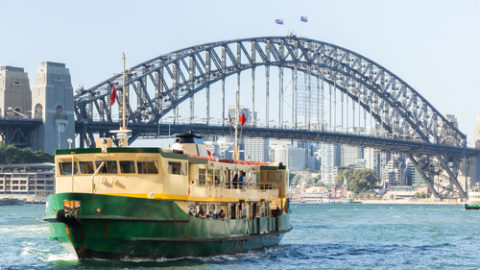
[358,199,463,205]
[292,199,465,205]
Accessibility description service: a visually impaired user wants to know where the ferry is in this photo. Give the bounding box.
[0,198,25,206]
[465,191,480,210]
[43,53,291,259]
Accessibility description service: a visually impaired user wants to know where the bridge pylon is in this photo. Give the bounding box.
[31,62,75,153]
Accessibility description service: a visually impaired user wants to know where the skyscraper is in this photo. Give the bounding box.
[473,113,480,148]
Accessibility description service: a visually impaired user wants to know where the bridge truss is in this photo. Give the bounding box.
[74,36,472,199]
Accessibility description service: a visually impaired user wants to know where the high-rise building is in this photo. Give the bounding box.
[244,137,269,162]
[473,113,480,148]
[227,107,268,161]
[320,144,342,185]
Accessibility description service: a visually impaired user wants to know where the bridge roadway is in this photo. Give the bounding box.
[0,118,42,127]
[76,121,480,157]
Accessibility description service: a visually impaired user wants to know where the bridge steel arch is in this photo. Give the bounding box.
[74,36,469,199]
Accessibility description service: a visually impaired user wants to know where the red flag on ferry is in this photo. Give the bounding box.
[109,83,117,106]
[239,112,246,127]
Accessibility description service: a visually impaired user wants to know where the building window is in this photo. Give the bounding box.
[137,161,158,174]
[119,161,136,174]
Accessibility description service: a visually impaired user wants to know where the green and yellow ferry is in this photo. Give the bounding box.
[44,53,291,259]
[465,190,480,210]
[44,131,291,259]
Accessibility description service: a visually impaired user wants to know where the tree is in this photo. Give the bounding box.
[0,144,53,164]
[334,168,378,193]
[335,169,354,186]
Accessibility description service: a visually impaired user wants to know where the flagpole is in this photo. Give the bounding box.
[111,52,132,147]
[122,52,126,130]
[234,86,239,160]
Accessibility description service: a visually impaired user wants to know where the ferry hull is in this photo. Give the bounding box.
[45,193,291,259]
[464,204,480,210]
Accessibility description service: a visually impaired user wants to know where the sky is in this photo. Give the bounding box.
[1,0,480,144]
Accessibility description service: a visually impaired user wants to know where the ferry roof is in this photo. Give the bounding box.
[55,147,286,169]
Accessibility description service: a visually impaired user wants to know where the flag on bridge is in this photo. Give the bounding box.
[275,19,284,25]
[300,16,308,22]
[109,83,117,106]
[239,112,247,128]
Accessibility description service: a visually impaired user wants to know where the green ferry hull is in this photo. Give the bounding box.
[465,204,480,210]
[45,193,291,259]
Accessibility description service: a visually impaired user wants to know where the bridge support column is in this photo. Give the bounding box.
[408,153,467,200]
[31,62,74,153]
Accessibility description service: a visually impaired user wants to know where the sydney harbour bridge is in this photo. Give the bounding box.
[5,35,479,199]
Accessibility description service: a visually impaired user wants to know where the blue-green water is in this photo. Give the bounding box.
[1,203,479,269]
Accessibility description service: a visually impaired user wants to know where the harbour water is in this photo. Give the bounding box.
[1,203,480,269]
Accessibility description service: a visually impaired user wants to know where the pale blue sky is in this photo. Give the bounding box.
[1,0,479,144]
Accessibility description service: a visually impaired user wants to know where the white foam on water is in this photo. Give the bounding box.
[21,246,50,257]
[0,224,49,235]
[44,251,78,262]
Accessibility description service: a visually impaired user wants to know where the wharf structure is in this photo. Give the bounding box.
[0,163,55,203]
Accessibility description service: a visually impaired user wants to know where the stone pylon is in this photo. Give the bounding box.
[31,62,75,153]
[0,66,32,118]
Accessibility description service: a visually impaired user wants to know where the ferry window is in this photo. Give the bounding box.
[79,161,94,174]
[199,204,207,216]
[207,169,213,185]
[168,161,184,175]
[95,161,118,174]
[188,204,196,216]
[137,161,158,174]
[224,170,231,189]
[208,204,215,216]
[214,170,220,186]
[268,172,282,181]
[120,161,136,174]
[59,162,77,175]
[229,204,236,219]
[198,169,206,186]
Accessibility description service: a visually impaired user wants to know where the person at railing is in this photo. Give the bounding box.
[272,206,282,217]
[239,171,245,189]
[232,173,238,189]
[196,208,206,219]
[218,209,226,219]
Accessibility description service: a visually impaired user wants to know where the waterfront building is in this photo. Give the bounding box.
[0,163,55,202]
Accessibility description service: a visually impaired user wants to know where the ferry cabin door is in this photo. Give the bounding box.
[188,163,195,196]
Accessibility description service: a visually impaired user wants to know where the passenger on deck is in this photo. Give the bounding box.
[239,171,245,189]
[218,209,226,219]
[272,206,282,217]
[232,173,239,189]
[197,208,207,219]
[212,210,217,220]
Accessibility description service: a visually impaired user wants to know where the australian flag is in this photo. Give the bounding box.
[300,16,308,22]
[275,19,284,25]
